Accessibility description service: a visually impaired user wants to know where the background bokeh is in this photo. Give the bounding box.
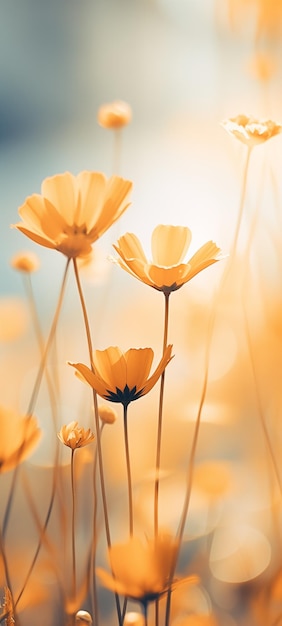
[1,2,282,625]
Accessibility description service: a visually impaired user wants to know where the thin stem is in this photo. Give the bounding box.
[154,293,170,538]
[3,260,70,539]
[113,129,122,176]
[123,404,133,537]
[90,423,103,626]
[72,258,122,626]
[27,258,71,417]
[0,526,19,625]
[228,145,252,268]
[71,449,77,602]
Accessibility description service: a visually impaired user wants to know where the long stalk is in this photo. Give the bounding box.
[123,405,133,536]
[3,259,70,538]
[71,449,77,604]
[154,293,170,538]
[72,258,122,626]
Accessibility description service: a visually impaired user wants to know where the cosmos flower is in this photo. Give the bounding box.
[97,100,132,129]
[69,345,173,408]
[221,115,282,148]
[13,171,132,259]
[0,406,41,473]
[113,225,221,295]
[96,534,197,607]
[10,251,40,273]
[58,421,95,450]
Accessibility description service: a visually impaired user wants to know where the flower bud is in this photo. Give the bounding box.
[97,100,132,129]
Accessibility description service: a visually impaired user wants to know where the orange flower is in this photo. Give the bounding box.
[13,171,132,258]
[113,225,221,295]
[58,421,95,450]
[97,534,197,607]
[69,345,173,408]
[0,406,41,473]
[97,100,132,129]
[221,115,282,148]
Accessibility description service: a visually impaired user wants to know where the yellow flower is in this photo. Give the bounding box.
[58,421,95,449]
[0,406,41,473]
[97,100,132,129]
[69,345,173,408]
[221,115,282,148]
[10,250,40,273]
[96,534,197,606]
[13,171,132,259]
[113,225,221,295]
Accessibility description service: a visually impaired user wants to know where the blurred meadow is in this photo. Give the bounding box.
[1,1,282,625]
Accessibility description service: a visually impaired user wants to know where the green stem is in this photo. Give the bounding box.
[154,293,170,539]
[123,404,133,537]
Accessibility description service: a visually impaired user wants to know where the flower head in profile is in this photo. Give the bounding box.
[97,100,132,129]
[10,250,40,273]
[13,171,132,258]
[58,421,95,450]
[113,225,221,295]
[97,534,197,608]
[221,115,282,148]
[69,345,173,408]
[0,406,41,473]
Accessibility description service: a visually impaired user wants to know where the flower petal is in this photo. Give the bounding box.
[125,348,154,391]
[92,347,126,390]
[68,362,110,399]
[76,171,107,226]
[142,344,174,396]
[41,172,77,225]
[151,225,191,266]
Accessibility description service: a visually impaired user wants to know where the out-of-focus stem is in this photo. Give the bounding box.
[71,449,77,603]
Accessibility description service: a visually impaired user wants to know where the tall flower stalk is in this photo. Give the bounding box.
[154,292,170,538]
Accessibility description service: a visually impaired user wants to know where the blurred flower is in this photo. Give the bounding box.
[0,406,41,473]
[221,115,282,148]
[75,610,93,624]
[98,404,117,425]
[58,421,95,449]
[10,250,40,273]
[246,52,278,82]
[0,587,14,626]
[97,534,197,606]
[0,297,28,341]
[123,612,145,626]
[223,0,282,40]
[69,345,173,407]
[113,225,222,295]
[97,100,132,129]
[13,171,132,259]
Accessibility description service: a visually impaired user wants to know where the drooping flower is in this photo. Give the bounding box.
[112,225,222,295]
[96,534,197,607]
[0,406,41,473]
[69,345,173,408]
[10,250,40,273]
[58,421,95,450]
[221,115,282,148]
[97,100,132,129]
[13,171,132,259]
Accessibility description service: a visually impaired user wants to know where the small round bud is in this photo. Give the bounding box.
[75,610,93,624]
[98,404,117,425]
[10,251,40,273]
[97,100,132,129]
